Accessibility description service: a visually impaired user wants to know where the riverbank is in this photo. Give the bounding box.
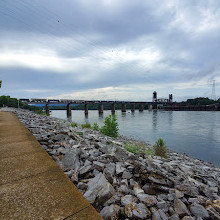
[2,107,220,219]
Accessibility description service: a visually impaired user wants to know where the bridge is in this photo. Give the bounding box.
[19,98,173,116]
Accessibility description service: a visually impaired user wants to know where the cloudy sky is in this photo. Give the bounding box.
[0,0,220,101]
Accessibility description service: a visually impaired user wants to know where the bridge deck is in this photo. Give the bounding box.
[0,111,102,220]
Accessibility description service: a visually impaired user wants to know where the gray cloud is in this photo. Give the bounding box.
[0,0,220,100]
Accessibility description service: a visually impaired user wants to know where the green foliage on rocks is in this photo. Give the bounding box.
[92,122,99,131]
[81,123,91,129]
[100,114,119,138]
[124,143,152,155]
[70,122,78,127]
[153,138,168,158]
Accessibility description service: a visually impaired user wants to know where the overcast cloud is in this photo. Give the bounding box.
[0,0,219,101]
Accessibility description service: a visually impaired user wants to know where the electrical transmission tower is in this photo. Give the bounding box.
[210,80,216,101]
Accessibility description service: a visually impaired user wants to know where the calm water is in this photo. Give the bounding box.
[51,110,220,167]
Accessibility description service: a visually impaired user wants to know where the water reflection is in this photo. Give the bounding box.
[168,111,173,127]
[152,110,158,131]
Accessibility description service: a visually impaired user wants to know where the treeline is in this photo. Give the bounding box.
[0,96,44,114]
[179,97,220,106]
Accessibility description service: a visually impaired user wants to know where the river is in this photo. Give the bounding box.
[51,110,220,167]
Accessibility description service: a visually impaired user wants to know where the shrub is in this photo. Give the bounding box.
[70,122,78,127]
[153,138,168,158]
[124,143,152,155]
[92,122,99,131]
[81,123,91,129]
[100,114,119,138]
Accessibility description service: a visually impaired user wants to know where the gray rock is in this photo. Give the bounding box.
[137,193,157,207]
[158,194,168,201]
[142,184,156,195]
[169,189,184,199]
[93,161,105,171]
[113,146,131,161]
[152,209,162,220]
[174,199,190,218]
[118,184,129,194]
[84,160,92,166]
[121,179,128,186]
[157,200,168,212]
[132,203,150,219]
[62,148,80,171]
[78,165,93,176]
[158,209,168,220]
[181,217,195,220]
[122,170,133,179]
[53,133,66,141]
[189,203,209,218]
[130,179,138,188]
[116,162,125,175]
[77,182,87,190]
[93,169,100,176]
[84,173,115,206]
[168,214,180,220]
[104,193,122,206]
[121,195,134,206]
[103,163,116,183]
[100,204,120,220]
[64,170,73,178]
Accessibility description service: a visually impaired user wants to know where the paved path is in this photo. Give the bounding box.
[0,111,103,220]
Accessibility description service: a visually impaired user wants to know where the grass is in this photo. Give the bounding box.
[76,131,84,136]
[124,143,152,155]
[70,122,78,127]
[81,123,91,129]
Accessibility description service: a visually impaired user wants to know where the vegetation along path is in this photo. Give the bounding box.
[0,111,103,220]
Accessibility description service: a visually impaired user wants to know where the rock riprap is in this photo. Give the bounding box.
[5,108,220,220]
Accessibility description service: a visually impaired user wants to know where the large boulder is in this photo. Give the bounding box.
[103,163,116,183]
[62,148,80,171]
[84,173,115,207]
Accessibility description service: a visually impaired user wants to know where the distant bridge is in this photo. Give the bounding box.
[19,98,173,116]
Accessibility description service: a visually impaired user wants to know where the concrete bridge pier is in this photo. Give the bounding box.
[121,103,126,112]
[139,103,144,112]
[98,102,104,114]
[45,104,49,115]
[131,103,135,112]
[66,103,72,117]
[84,103,88,115]
[148,104,152,110]
[111,103,115,114]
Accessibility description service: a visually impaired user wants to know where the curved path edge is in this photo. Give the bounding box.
[0,111,103,220]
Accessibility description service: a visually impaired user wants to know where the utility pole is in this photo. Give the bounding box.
[211,80,216,101]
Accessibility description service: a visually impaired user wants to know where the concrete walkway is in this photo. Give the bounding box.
[0,111,103,220]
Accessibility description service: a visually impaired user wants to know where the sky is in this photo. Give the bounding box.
[0,0,220,102]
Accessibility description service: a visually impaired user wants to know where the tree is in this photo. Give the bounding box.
[100,114,119,138]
